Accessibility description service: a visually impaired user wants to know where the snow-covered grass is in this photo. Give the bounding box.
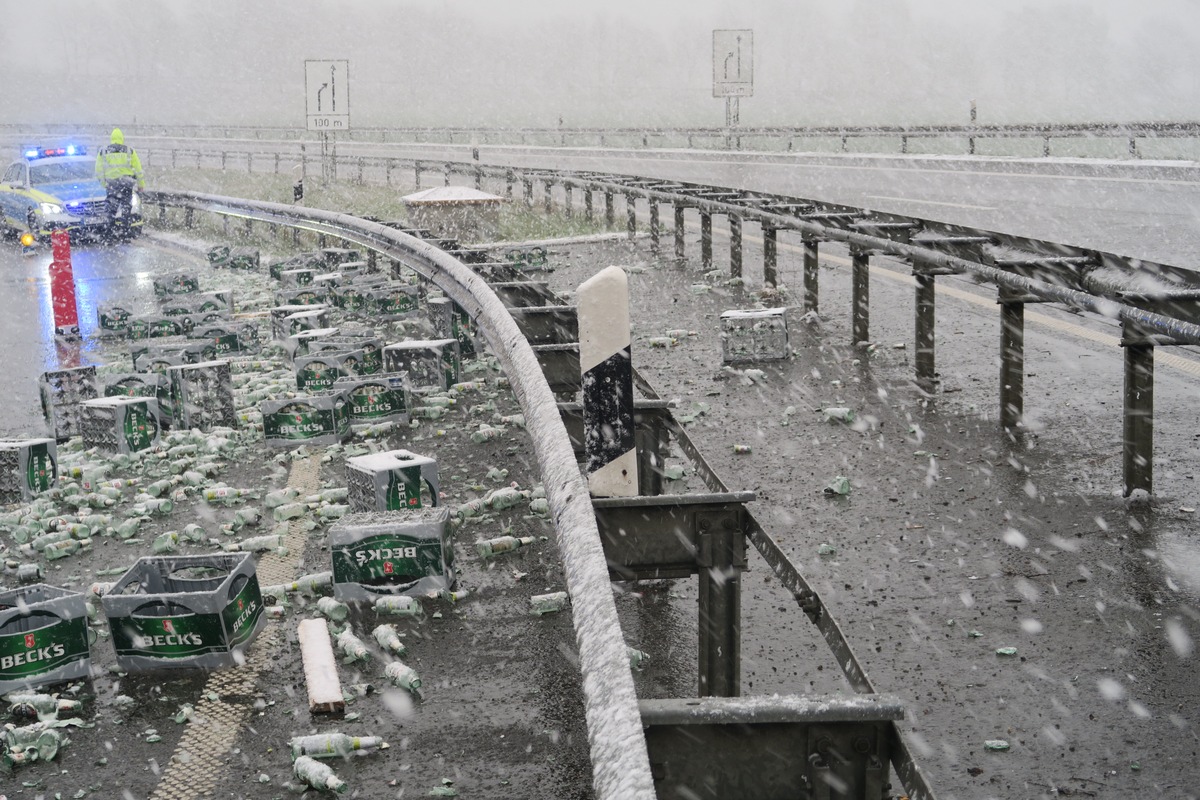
[147,167,614,244]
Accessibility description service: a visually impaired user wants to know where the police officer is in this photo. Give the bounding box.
[94,128,144,239]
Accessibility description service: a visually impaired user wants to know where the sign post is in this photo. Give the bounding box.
[712,30,753,141]
[305,60,350,182]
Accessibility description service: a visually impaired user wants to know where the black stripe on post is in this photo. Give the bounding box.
[583,346,634,476]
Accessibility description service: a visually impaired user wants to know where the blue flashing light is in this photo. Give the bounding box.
[23,145,86,160]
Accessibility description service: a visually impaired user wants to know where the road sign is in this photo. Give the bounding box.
[713,30,753,98]
[305,60,350,131]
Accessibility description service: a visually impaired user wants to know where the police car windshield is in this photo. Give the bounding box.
[30,161,94,185]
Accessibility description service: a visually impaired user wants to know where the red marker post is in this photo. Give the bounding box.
[49,230,80,340]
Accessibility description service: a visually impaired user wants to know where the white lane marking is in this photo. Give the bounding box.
[864,194,997,212]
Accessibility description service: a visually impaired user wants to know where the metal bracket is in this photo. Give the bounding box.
[509,304,578,344]
[531,343,580,397]
[640,695,904,800]
[591,492,753,581]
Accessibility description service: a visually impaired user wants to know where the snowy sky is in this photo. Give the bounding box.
[2,0,1198,128]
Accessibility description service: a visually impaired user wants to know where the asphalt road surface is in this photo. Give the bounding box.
[1,154,1199,800]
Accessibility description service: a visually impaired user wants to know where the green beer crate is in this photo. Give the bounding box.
[382,339,461,392]
[97,303,133,337]
[346,449,440,513]
[283,326,341,364]
[39,366,98,442]
[126,315,187,340]
[0,584,91,694]
[228,247,259,271]
[428,296,478,357]
[191,322,261,356]
[198,290,235,314]
[367,284,421,321]
[273,304,326,340]
[100,554,265,672]
[131,339,212,373]
[80,397,161,454]
[294,350,366,391]
[311,273,342,295]
[280,268,315,287]
[206,245,230,267]
[322,247,361,267]
[0,438,57,503]
[333,373,411,426]
[268,252,324,280]
[330,282,375,313]
[270,304,327,340]
[330,508,454,602]
[262,395,352,447]
[152,273,201,297]
[275,288,325,307]
[104,372,172,428]
[166,360,236,431]
[311,336,383,374]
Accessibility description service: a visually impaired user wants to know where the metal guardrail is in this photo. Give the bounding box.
[141,141,1200,497]
[143,189,657,800]
[6,119,1200,158]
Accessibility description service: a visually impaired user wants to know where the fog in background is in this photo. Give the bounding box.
[3,0,1198,129]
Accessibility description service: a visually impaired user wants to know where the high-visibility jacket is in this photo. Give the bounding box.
[94,128,145,189]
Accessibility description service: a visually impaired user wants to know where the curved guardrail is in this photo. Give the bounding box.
[144,189,657,800]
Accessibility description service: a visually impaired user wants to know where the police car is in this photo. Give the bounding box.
[0,145,139,241]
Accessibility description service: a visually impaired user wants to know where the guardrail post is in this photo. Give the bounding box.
[444,163,452,187]
[245,153,251,173]
[221,151,227,171]
[901,135,908,154]
[357,157,364,184]
[673,205,685,261]
[244,218,253,239]
[172,150,177,170]
[414,161,422,190]
[803,236,820,314]
[700,212,713,270]
[729,215,742,280]
[998,287,1026,433]
[605,192,615,227]
[564,185,573,218]
[585,189,594,222]
[544,181,553,213]
[524,178,534,208]
[698,512,742,697]
[474,165,482,191]
[158,204,166,225]
[1043,136,1051,157]
[762,225,777,288]
[626,194,637,239]
[1122,322,1154,496]
[649,200,660,251]
[184,208,194,229]
[505,169,514,199]
[914,265,936,393]
[968,134,976,155]
[273,153,280,174]
[1129,137,1139,159]
[851,246,870,345]
[385,159,393,187]
[367,250,378,273]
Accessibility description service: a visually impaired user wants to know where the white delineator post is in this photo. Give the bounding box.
[578,266,638,497]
